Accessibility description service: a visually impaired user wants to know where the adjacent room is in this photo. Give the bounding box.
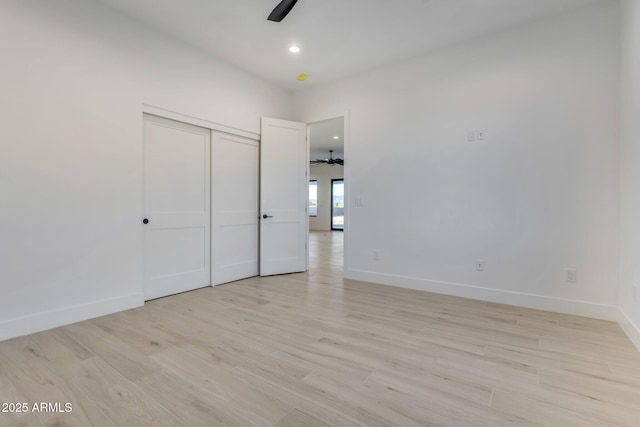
[1,0,640,425]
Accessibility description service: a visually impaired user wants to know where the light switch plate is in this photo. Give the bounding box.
[467,131,477,142]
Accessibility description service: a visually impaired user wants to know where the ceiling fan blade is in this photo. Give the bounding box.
[268,0,298,22]
[335,159,344,165]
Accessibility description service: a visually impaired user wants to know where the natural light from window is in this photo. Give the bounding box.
[309,181,317,216]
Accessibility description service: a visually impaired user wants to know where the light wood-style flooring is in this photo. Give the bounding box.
[1,231,640,426]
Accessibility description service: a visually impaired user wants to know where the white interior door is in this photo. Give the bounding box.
[260,117,308,276]
[143,114,210,300]
[211,131,259,285]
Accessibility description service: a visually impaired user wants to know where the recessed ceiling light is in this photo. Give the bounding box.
[289,46,300,53]
[333,136,340,140]
[296,74,308,81]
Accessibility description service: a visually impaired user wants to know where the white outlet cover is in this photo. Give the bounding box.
[566,269,577,283]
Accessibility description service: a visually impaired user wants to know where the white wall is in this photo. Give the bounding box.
[619,0,640,349]
[0,0,291,341]
[294,1,621,320]
[309,165,344,231]
[0,0,629,343]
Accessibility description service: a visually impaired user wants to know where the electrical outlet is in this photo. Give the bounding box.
[477,130,485,141]
[373,250,380,261]
[476,260,485,272]
[565,268,577,283]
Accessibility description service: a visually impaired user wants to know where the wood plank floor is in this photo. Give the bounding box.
[1,231,640,426]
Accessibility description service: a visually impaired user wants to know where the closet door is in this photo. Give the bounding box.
[143,114,211,300]
[211,132,259,285]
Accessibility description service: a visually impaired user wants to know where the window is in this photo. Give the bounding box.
[309,180,318,216]
[331,179,344,230]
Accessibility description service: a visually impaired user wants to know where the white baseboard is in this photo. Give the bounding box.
[346,269,618,321]
[618,308,640,352]
[0,293,144,342]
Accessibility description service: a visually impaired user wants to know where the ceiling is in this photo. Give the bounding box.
[309,117,344,162]
[94,0,599,91]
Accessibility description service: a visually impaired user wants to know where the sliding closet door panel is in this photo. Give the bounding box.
[143,114,211,300]
[211,132,259,285]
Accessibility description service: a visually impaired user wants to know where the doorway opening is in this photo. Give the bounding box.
[307,116,346,275]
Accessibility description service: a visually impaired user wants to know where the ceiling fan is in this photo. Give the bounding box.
[268,0,299,22]
[311,150,344,166]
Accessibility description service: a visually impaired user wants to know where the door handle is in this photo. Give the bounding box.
[262,214,274,219]
[143,218,149,224]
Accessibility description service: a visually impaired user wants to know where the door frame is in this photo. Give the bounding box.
[305,111,350,275]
